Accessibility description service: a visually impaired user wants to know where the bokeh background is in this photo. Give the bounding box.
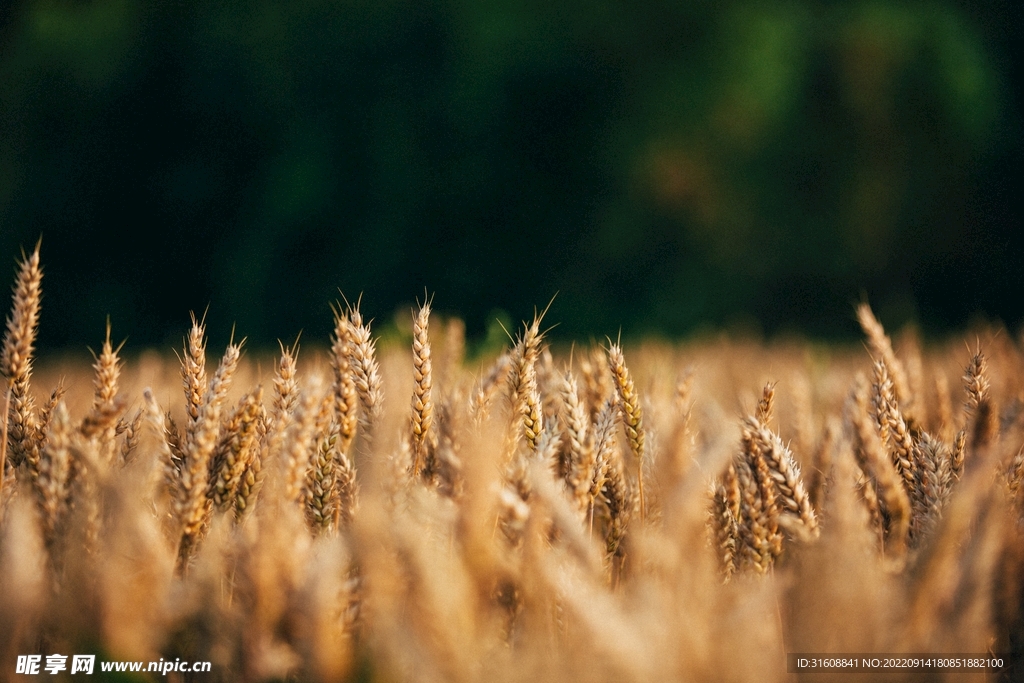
[0,0,1020,351]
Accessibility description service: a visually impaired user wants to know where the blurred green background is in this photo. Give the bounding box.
[0,0,1020,350]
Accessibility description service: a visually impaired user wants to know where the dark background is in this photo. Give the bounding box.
[0,0,1020,351]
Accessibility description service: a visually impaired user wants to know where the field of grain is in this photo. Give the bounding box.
[2,243,1023,682]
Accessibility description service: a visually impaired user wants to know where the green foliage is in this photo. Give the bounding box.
[0,0,1016,348]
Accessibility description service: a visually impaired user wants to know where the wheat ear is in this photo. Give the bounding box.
[208,388,263,512]
[734,457,778,573]
[85,320,124,464]
[1,241,42,478]
[607,343,646,523]
[963,350,997,452]
[180,312,207,431]
[270,338,300,436]
[559,370,589,489]
[283,388,320,506]
[176,338,241,571]
[410,300,434,477]
[599,433,631,558]
[36,380,66,453]
[587,399,619,534]
[857,302,913,418]
[744,418,818,535]
[872,360,918,498]
[35,400,71,559]
[345,299,383,426]
[847,374,910,556]
[580,346,614,419]
[329,307,359,453]
[143,389,179,520]
[118,408,143,466]
[711,467,741,579]
[469,351,511,421]
[507,315,545,451]
[755,381,776,426]
[913,432,953,538]
[234,402,268,523]
[306,427,342,533]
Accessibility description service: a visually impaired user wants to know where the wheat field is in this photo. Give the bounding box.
[1,243,1022,682]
